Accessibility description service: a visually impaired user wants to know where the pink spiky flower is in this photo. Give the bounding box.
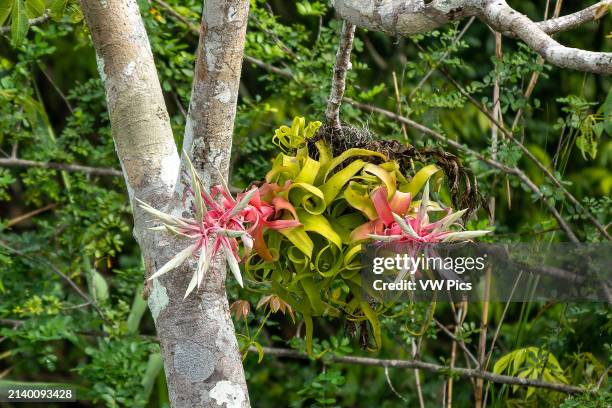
[137,156,299,298]
[354,182,489,244]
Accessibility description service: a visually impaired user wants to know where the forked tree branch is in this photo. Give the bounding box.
[481,1,612,74]
[81,0,251,406]
[334,0,612,74]
[325,20,356,132]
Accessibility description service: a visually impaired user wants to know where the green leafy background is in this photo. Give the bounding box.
[0,0,611,407]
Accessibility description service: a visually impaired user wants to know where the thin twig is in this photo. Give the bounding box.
[325,20,356,131]
[596,364,611,389]
[0,242,110,325]
[0,12,50,34]
[434,318,479,367]
[436,66,608,240]
[38,63,74,113]
[249,346,587,394]
[0,158,122,177]
[511,0,563,131]
[482,271,524,407]
[391,71,408,141]
[384,366,409,402]
[409,17,475,98]
[151,0,199,32]
[6,204,57,228]
[412,337,426,408]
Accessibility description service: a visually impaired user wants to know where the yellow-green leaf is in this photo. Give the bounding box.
[323,148,387,181]
[319,159,365,205]
[278,226,313,258]
[296,210,342,248]
[404,164,440,196]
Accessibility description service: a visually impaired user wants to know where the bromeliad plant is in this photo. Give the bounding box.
[137,156,300,298]
[139,117,489,352]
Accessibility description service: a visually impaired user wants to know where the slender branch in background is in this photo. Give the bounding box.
[152,0,293,79]
[325,20,356,132]
[362,34,388,70]
[482,271,524,407]
[384,366,409,403]
[446,303,466,408]
[412,337,426,408]
[410,17,475,98]
[434,318,479,367]
[151,0,199,32]
[0,242,109,325]
[391,71,408,141]
[0,12,49,34]
[475,30,504,408]
[436,66,609,240]
[6,203,57,228]
[243,55,293,78]
[38,63,74,113]
[475,268,492,408]
[347,99,580,242]
[248,346,587,394]
[0,158,122,177]
[512,0,564,132]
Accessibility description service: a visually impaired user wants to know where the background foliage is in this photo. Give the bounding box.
[0,0,610,406]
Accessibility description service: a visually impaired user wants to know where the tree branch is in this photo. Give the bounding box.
[532,1,611,36]
[250,346,587,394]
[0,158,122,177]
[325,20,356,132]
[482,0,612,74]
[434,66,610,240]
[334,0,612,75]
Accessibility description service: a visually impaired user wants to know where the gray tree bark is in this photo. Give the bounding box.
[334,0,612,74]
[80,0,250,406]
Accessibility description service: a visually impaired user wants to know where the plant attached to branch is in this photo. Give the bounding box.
[140,118,490,353]
[137,156,300,298]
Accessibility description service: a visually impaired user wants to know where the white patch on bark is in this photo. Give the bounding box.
[95,52,106,83]
[214,82,232,104]
[123,61,136,77]
[228,6,238,22]
[160,151,181,188]
[210,381,245,408]
[182,115,195,154]
[148,279,169,322]
[99,0,108,8]
[205,43,217,69]
[173,343,216,381]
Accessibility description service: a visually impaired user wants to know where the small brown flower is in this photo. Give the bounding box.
[230,300,251,321]
[257,294,295,323]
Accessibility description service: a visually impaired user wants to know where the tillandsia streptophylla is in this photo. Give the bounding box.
[362,182,490,244]
[136,155,300,298]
